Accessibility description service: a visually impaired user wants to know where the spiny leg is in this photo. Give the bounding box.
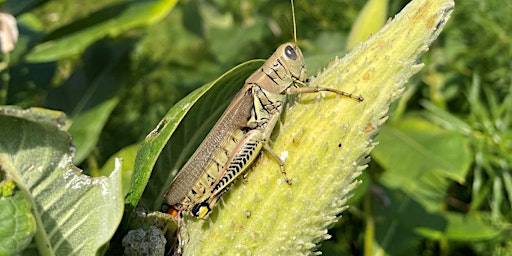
[287,86,364,102]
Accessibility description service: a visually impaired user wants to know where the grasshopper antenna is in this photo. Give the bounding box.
[291,0,297,43]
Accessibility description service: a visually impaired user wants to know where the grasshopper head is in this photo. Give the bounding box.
[245,42,307,93]
[278,42,307,85]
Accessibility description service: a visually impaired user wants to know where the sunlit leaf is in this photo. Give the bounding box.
[373,116,472,210]
[0,107,123,255]
[25,0,178,62]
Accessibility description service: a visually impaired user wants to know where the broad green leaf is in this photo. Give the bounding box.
[26,0,178,62]
[373,189,446,255]
[122,59,264,229]
[0,193,36,255]
[69,98,119,165]
[440,212,501,240]
[374,187,501,254]
[182,0,454,255]
[0,107,123,255]
[346,0,388,49]
[414,212,502,241]
[373,191,502,256]
[373,116,471,210]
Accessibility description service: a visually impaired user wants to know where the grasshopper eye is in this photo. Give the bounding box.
[284,45,297,60]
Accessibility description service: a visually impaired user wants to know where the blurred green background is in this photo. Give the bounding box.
[1,0,511,255]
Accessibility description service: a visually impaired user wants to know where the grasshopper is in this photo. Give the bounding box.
[162,2,363,220]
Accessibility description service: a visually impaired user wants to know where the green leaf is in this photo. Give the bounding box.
[0,107,123,255]
[440,212,502,240]
[414,212,503,241]
[373,116,472,210]
[373,189,446,255]
[69,98,119,165]
[121,59,264,230]
[373,193,502,254]
[0,193,36,255]
[25,0,178,62]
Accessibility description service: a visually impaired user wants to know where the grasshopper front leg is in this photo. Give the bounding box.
[288,86,364,101]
